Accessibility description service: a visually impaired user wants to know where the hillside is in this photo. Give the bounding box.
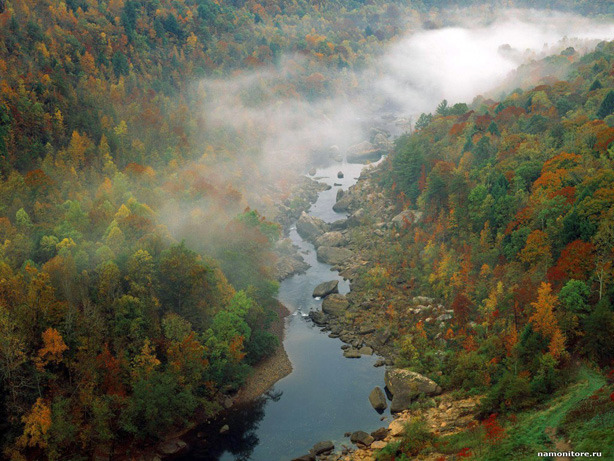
[318,40,614,460]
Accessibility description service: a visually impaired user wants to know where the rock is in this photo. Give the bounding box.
[388,420,405,437]
[332,193,353,212]
[374,359,386,367]
[358,346,373,355]
[350,431,375,447]
[219,424,230,434]
[371,427,389,441]
[359,326,376,335]
[412,296,434,305]
[385,369,442,412]
[315,231,346,248]
[311,441,334,456]
[373,132,393,151]
[375,329,392,346]
[371,441,388,450]
[346,141,382,163]
[317,246,353,265]
[337,171,344,178]
[296,212,329,242]
[330,219,348,231]
[223,397,233,409]
[313,280,339,298]
[343,348,361,358]
[308,167,316,176]
[322,294,350,315]
[391,210,423,229]
[336,189,345,201]
[346,208,366,226]
[309,310,327,325]
[369,387,388,412]
[157,439,188,456]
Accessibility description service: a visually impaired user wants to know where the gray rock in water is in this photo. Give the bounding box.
[385,368,442,413]
[374,359,386,367]
[157,439,188,456]
[317,246,353,265]
[358,346,373,355]
[336,188,345,201]
[343,348,361,358]
[350,431,375,447]
[311,441,334,456]
[337,171,344,178]
[309,310,327,325]
[315,231,346,248]
[308,167,316,176]
[346,140,385,163]
[296,212,329,242]
[333,193,353,212]
[369,387,388,412]
[312,280,339,298]
[322,294,349,315]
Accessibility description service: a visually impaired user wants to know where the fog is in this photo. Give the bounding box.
[167,9,614,246]
[379,10,614,113]
[194,9,614,182]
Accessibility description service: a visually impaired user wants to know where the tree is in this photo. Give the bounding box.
[597,90,614,119]
[529,283,566,360]
[36,328,68,371]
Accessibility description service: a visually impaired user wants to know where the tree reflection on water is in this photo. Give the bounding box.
[180,389,282,460]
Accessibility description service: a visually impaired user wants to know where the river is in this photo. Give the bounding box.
[181,159,390,460]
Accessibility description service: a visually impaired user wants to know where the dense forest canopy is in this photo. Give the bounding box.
[0,0,613,459]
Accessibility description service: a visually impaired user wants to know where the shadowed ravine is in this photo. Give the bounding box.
[181,160,389,460]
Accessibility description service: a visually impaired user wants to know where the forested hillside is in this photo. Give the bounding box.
[370,40,614,459]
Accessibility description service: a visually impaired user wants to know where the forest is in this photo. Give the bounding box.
[370,39,614,460]
[0,0,613,459]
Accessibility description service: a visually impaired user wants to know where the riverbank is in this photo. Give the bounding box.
[234,302,293,404]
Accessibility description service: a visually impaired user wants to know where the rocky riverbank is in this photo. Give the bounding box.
[285,162,470,460]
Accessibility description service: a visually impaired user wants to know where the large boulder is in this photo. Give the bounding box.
[369,387,388,412]
[343,348,361,358]
[312,280,339,298]
[371,427,389,441]
[373,132,393,151]
[346,141,382,163]
[322,294,349,315]
[309,310,327,325]
[296,212,329,242]
[311,441,334,456]
[391,210,423,229]
[316,246,353,265]
[332,193,353,212]
[350,431,375,447]
[385,369,442,413]
[315,231,346,248]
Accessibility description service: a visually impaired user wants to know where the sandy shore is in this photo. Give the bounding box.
[234,302,293,404]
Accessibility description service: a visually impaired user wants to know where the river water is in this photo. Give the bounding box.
[183,160,390,460]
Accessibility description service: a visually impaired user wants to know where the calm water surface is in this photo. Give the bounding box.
[183,160,390,460]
